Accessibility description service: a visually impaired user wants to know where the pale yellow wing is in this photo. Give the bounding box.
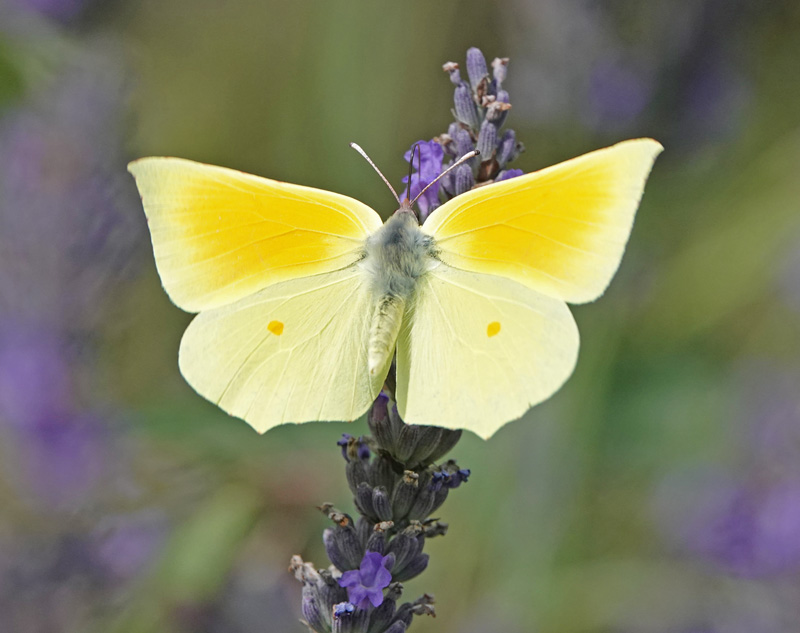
[179,266,387,432]
[422,139,663,304]
[128,157,383,312]
[396,263,579,439]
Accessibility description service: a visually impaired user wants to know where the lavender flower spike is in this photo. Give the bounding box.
[339,551,394,609]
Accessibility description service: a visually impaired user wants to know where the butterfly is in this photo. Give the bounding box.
[128,138,662,439]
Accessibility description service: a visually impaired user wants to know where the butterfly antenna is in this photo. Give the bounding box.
[406,143,419,203]
[411,149,480,207]
[349,142,401,204]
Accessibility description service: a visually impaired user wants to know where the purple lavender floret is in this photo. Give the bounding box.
[338,552,394,609]
[495,168,523,182]
[400,140,444,218]
[338,434,353,461]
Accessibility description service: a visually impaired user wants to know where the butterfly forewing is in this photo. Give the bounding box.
[128,157,383,313]
[422,138,663,304]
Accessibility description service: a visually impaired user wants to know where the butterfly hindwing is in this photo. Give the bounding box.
[396,263,579,439]
[422,138,663,304]
[128,157,383,312]
[178,266,385,433]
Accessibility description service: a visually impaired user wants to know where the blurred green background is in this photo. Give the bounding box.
[1,1,800,632]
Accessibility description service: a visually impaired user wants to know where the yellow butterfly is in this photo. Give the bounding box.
[129,138,661,439]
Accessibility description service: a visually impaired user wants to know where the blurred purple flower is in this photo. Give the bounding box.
[0,324,108,506]
[654,363,800,578]
[0,54,142,335]
[0,48,142,514]
[338,551,393,609]
[8,0,88,21]
[0,324,71,429]
[495,168,523,182]
[654,469,800,577]
[400,140,444,219]
[585,59,653,130]
[94,511,167,580]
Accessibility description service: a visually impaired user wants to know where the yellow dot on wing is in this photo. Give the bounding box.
[268,320,284,336]
[487,321,501,337]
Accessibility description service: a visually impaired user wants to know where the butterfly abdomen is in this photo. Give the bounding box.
[367,294,405,375]
[363,209,435,376]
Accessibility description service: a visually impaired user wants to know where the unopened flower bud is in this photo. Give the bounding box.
[476,119,498,160]
[442,61,461,84]
[355,482,375,519]
[390,471,419,519]
[366,521,393,554]
[466,47,488,89]
[454,163,474,195]
[492,57,509,85]
[372,485,393,522]
[453,83,481,130]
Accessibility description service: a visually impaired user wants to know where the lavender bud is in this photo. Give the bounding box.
[407,485,435,521]
[387,526,423,573]
[290,555,322,584]
[383,622,407,633]
[355,482,376,519]
[445,122,463,154]
[442,61,461,85]
[476,120,498,160]
[332,602,356,633]
[429,485,450,516]
[495,168,524,182]
[492,57,509,85]
[496,129,518,167]
[302,588,331,633]
[453,83,481,130]
[324,528,352,573]
[405,426,447,467]
[391,471,419,519]
[346,459,370,495]
[486,99,511,128]
[439,162,455,197]
[367,588,398,633]
[368,394,394,450]
[352,607,370,633]
[394,424,420,463]
[369,455,397,493]
[423,429,462,465]
[355,517,373,548]
[366,521,393,554]
[466,47,488,89]
[392,604,414,629]
[393,554,429,582]
[454,163,474,195]
[325,523,364,571]
[318,570,349,613]
[372,486,393,522]
[453,126,475,159]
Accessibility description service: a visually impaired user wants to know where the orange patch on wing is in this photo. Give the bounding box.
[487,321,501,337]
[268,320,284,336]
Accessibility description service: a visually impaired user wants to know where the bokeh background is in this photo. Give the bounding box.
[1,1,799,632]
